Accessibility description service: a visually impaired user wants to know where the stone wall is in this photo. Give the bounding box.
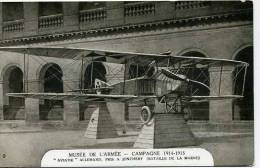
[0,1,252,41]
[0,2,253,127]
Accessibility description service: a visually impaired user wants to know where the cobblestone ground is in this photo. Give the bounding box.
[0,130,254,167]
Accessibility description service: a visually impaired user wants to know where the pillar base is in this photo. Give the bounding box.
[84,103,118,140]
[134,113,198,148]
[209,99,233,122]
[0,105,3,120]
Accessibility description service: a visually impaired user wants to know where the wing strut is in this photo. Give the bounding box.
[23,49,29,93]
[26,50,29,92]
[90,57,94,88]
[123,59,127,95]
[23,50,26,93]
[218,64,223,95]
[242,65,248,96]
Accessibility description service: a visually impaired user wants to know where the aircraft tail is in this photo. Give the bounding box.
[94,78,111,88]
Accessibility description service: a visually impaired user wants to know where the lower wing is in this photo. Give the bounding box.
[7,92,157,103]
[183,95,243,103]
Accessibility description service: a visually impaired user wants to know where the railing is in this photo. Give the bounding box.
[124,2,155,17]
[39,14,63,29]
[175,1,211,10]
[80,8,107,23]
[3,19,24,32]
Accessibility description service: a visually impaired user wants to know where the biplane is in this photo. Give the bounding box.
[0,46,249,124]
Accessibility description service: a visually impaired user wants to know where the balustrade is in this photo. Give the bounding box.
[39,14,63,29]
[3,20,24,32]
[124,2,155,17]
[175,1,211,10]
[79,8,107,23]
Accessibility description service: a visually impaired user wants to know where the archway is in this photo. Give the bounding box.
[181,51,210,120]
[3,66,25,120]
[39,63,64,120]
[79,61,107,120]
[233,46,253,120]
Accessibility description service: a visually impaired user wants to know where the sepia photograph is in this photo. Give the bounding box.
[0,1,254,167]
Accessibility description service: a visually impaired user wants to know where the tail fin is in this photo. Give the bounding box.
[94,79,110,88]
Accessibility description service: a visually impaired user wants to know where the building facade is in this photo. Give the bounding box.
[0,1,253,130]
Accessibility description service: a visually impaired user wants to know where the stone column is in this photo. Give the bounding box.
[106,2,124,26]
[209,65,234,122]
[63,2,79,32]
[25,80,40,121]
[25,98,39,121]
[23,2,39,36]
[63,76,80,126]
[155,2,175,20]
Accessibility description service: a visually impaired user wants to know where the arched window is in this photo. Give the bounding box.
[39,63,64,120]
[233,46,253,120]
[3,66,25,120]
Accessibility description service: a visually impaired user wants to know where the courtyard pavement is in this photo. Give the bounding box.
[0,129,254,167]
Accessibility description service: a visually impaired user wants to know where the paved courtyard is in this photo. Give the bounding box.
[0,130,254,167]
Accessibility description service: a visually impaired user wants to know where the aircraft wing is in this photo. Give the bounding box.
[7,92,157,103]
[183,95,243,102]
[0,46,248,66]
[0,46,248,99]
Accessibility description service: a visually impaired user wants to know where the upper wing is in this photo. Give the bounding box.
[7,92,157,103]
[0,46,248,66]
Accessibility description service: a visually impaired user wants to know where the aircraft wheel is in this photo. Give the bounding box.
[140,106,153,125]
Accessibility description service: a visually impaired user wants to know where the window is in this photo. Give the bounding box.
[3,2,24,21]
[79,2,106,11]
[39,2,63,16]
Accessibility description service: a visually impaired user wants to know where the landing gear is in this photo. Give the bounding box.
[140,95,183,124]
[159,95,183,114]
[140,106,153,125]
